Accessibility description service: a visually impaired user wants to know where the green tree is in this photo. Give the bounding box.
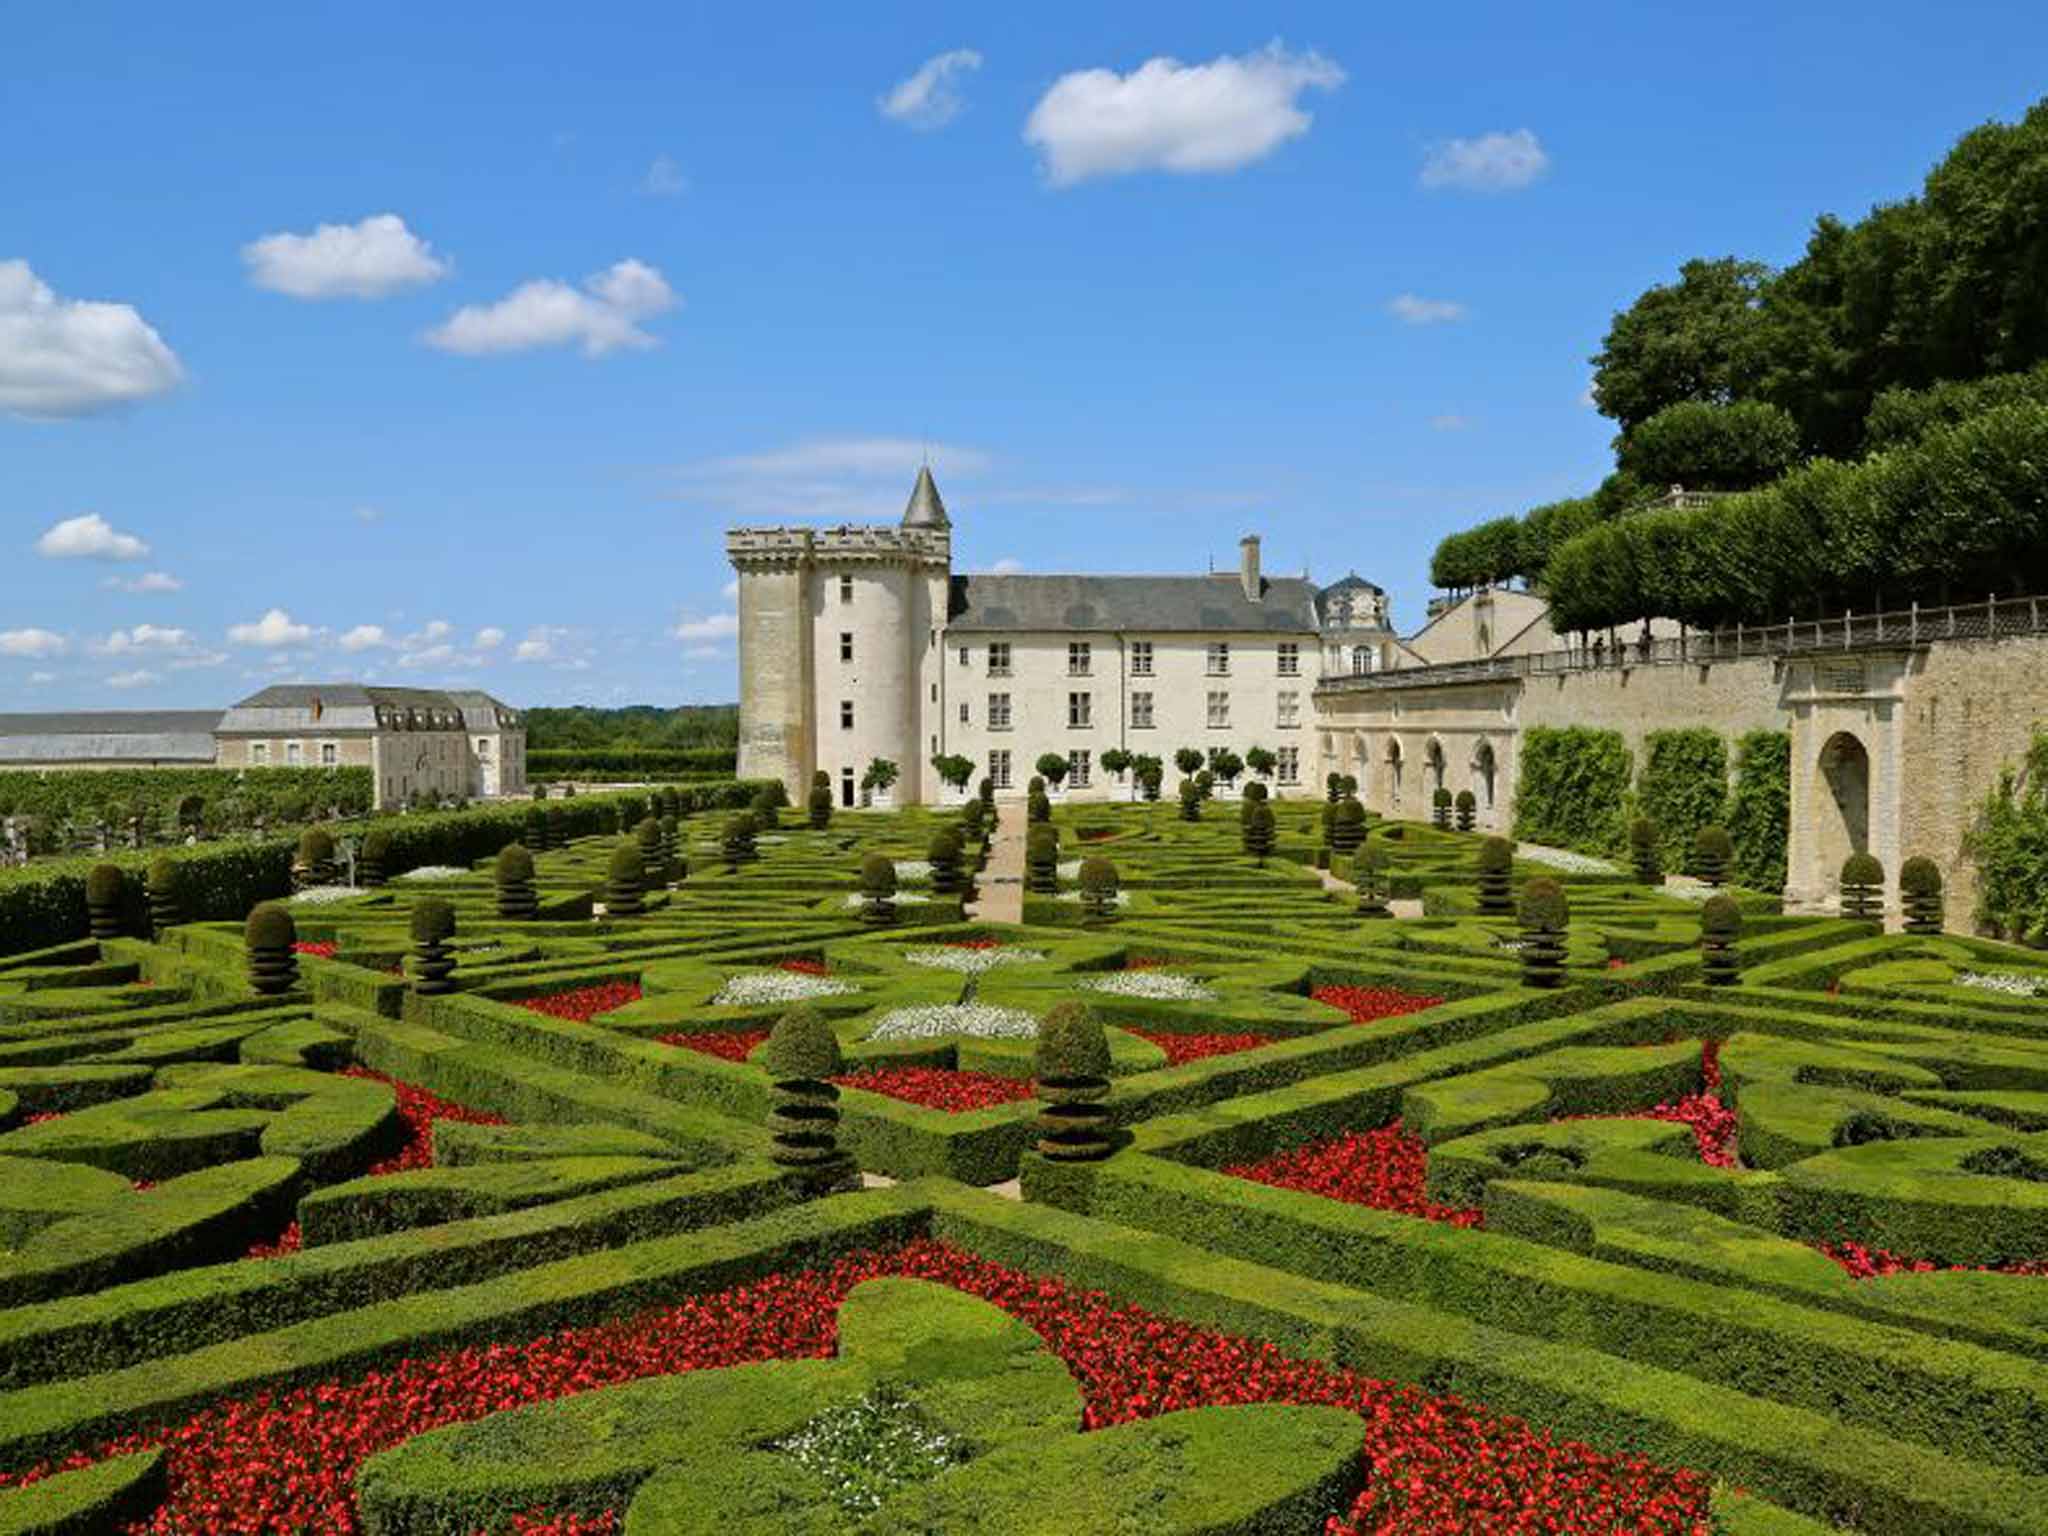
[1591,257,1773,433]
[1616,400,1800,492]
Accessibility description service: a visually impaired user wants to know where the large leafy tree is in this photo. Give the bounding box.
[1590,257,1772,433]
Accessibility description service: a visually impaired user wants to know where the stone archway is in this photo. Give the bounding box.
[1425,738,1447,797]
[1472,739,1497,817]
[1383,739,1404,811]
[1813,731,1871,894]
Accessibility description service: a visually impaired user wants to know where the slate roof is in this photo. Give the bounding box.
[0,711,222,764]
[947,573,1321,635]
[1320,571,1385,597]
[216,685,516,735]
[901,465,950,530]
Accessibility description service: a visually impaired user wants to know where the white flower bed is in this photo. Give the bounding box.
[396,865,470,882]
[712,970,858,1006]
[900,946,1047,974]
[893,860,932,884]
[1661,884,1715,902]
[845,892,932,909]
[1958,971,2047,998]
[289,885,360,905]
[1056,859,1082,880]
[1079,972,1215,1001]
[1056,890,1131,906]
[867,1003,1039,1041]
[1515,844,1617,875]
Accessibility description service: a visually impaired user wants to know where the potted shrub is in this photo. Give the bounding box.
[1100,747,1133,799]
[861,758,900,810]
[931,752,976,805]
[1244,745,1276,785]
[1035,753,1071,801]
[1133,754,1164,802]
[1210,749,1244,799]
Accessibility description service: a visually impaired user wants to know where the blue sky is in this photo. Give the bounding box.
[6,2,2044,709]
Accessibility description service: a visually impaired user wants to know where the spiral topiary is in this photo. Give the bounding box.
[606,840,646,918]
[1693,825,1733,887]
[927,828,964,897]
[751,782,782,831]
[1899,855,1944,935]
[1026,824,1060,895]
[636,816,668,887]
[495,843,538,921]
[1078,856,1119,924]
[524,805,550,853]
[1178,779,1202,822]
[660,814,684,881]
[1432,786,1453,829]
[358,828,391,888]
[1700,893,1743,985]
[1329,797,1366,855]
[807,784,834,829]
[1476,835,1514,915]
[85,863,125,940]
[1027,788,1051,825]
[762,1005,852,1183]
[1517,877,1570,989]
[294,826,337,891]
[146,856,181,939]
[1455,789,1476,833]
[858,852,897,926]
[410,897,458,993]
[958,797,985,850]
[1629,817,1663,885]
[1840,852,1884,921]
[546,804,567,851]
[1034,1003,1114,1161]
[722,812,758,870]
[1354,843,1392,919]
[245,902,298,995]
[1241,801,1276,863]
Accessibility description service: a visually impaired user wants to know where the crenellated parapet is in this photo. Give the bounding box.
[726,525,951,571]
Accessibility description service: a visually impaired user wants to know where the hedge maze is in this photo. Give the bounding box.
[2,796,2047,1532]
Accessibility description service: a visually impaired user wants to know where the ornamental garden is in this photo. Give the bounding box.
[3,777,2048,1533]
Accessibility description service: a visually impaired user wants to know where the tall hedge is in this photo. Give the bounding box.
[1727,729,1792,891]
[1512,727,1633,856]
[526,747,738,779]
[1636,729,1728,874]
[1967,731,2048,942]
[0,767,372,830]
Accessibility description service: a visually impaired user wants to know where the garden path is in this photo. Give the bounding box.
[969,810,1027,925]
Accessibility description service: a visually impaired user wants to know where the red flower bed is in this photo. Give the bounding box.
[832,1066,1035,1113]
[777,958,828,976]
[1124,1027,1271,1065]
[1311,985,1446,1024]
[946,937,1002,950]
[657,1030,769,1063]
[23,1110,64,1126]
[292,941,339,960]
[245,1223,303,1261]
[1564,1042,1738,1169]
[1122,954,1173,971]
[0,1240,1711,1535]
[515,982,643,1024]
[1819,1241,2048,1280]
[1225,1122,1484,1229]
[340,1066,506,1177]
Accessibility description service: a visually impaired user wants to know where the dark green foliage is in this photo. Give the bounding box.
[1174,748,1204,778]
[721,812,758,869]
[244,901,297,995]
[494,844,538,921]
[410,897,458,996]
[294,827,337,891]
[1899,855,1945,934]
[1699,892,1743,985]
[606,842,645,918]
[1616,400,1801,491]
[1728,730,1791,892]
[1517,877,1570,989]
[1353,843,1391,919]
[0,766,371,835]
[1864,361,2048,453]
[1177,780,1201,822]
[1329,798,1366,854]
[808,786,834,830]
[1840,853,1885,920]
[1209,749,1243,787]
[635,816,666,887]
[1077,856,1118,924]
[615,795,646,833]
[1025,825,1059,895]
[927,829,964,897]
[859,853,897,926]
[145,856,180,938]
[659,815,682,879]
[1241,779,1269,805]
[545,804,567,852]
[1637,730,1728,874]
[1027,789,1051,825]
[1475,836,1514,915]
[1693,825,1733,886]
[1132,754,1163,801]
[84,864,124,940]
[1035,1003,1112,1161]
[750,783,782,830]
[1241,802,1276,863]
[761,1007,852,1181]
[1430,515,1526,591]
[1454,790,1476,832]
[978,776,995,809]
[1034,755,1069,789]
[523,806,549,853]
[1244,745,1276,782]
[1629,817,1663,885]
[358,829,391,888]
[1590,255,1772,435]
[1513,727,1633,857]
[1432,787,1453,829]
[1326,772,1345,804]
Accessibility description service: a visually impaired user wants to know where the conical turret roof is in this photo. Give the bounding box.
[902,465,950,529]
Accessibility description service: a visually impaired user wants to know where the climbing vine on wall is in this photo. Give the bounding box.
[1967,731,2048,942]
[1512,727,1634,857]
[1637,729,1730,874]
[1727,729,1791,892]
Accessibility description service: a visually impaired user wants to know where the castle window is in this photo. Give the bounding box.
[959,701,970,725]
[1130,691,1154,729]
[321,742,338,766]
[841,766,855,807]
[286,741,303,767]
[1277,746,1299,785]
[1277,642,1299,676]
[839,632,853,663]
[988,749,1012,789]
[839,700,854,730]
[1068,750,1091,789]
[1206,642,1230,676]
[1131,641,1153,675]
[1277,691,1300,729]
[1068,691,1092,729]
[1352,645,1373,674]
[988,642,1011,676]
[1068,641,1091,676]
[987,693,1012,730]
[251,742,268,765]
[1207,691,1230,728]
[839,575,854,604]
[958,646,969,666]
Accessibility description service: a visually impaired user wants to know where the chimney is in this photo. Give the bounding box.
[1239,534,1262,602]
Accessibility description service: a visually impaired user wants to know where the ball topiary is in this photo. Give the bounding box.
[409,898,458,995]
[1454,789,1476,832]
[358,828,391,888]
[1241,801,1276,863]
[858,852,897,926]
[1177,779,1202,823]
[1693,825,1733,887]
[1700,893,1743,985]
[1354,842,1392,918]
[1034,1003,1114,1161]
[1517,877,1570,988]
[1475,835,1514,915]
[1432,786,1453,829]
[245,902,298,995]
[294,826,338,891]
[1025,824,1059,895]
[606,840,646,918]
[1242,780,1269,806]
[1027,789,1051,825]
[1629,816,1663,886]
[410,895,456,942]
[927,828,964,897]
[636,816,668,886]
[147,856,181,939]
[495,843,538,921]
[762,1005,852,1183]
[1329,797,1366,854]
[1899,855,1944,935]
[85,863,125,940]
[1077,856,1119,924]
[807,785,834,830]
[722,812,758,870]
[1840,852,1884,921]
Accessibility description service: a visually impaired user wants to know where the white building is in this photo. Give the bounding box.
[728,469,1394,804]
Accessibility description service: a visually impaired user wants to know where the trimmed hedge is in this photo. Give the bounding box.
[1513,727,1633,857]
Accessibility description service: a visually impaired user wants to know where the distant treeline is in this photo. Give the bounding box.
[528,747,738,779]
[525,704,738,752]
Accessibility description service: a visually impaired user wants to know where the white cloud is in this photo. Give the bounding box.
[677,436,992,522]
[475,626,505,650]
[105,669,159,689]
[513,627,558,663]
[1420,129,1550,192]
[989,556,1026,575]
[879,49,983,130]
[424,259,677,358]
[1024,42,1342,187]
[719,579,738,602]
[353,504,384,524]
[241,214,450,299]
[338,624,389,653]
[1428,414,1471,432]
[228,608,314,648]
[710,436,991,479]
[415,619,452,643]
[104,570,182,593]
[36,512,150,561]
[642,155,688,196]
[0,260,184,419]
[671,612,738,644]
[682,644,727,661]
[94,624,192,655]
[27,671,54,685]
[1388,293,1466,326]
[168,650,227,671]
[396,644,454,669]
[0,628,67,659]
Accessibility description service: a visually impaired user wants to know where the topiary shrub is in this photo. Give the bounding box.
[358,828,391,888]
[1078,856,1119,924]
[1329,797,1366,855]
[813,769,831,793]
[751,782,783,830]
[722,812,758,870]
[1476,836,1514,915]
[636,816,668,887]
[978,775,995,810]
[1026,824,1060,895]
[606,841,646,918]
[1518,877,1570,988]
[495,843,538,921]
[409,897,458,995]
[545,804,567,852]
[660,814,684,880]
[1899,855,1945,935]
[146,856,180,939]
[1840,852,1885,920]
[1455,789,1476,833]
[294,826,337,891]
[1354,843,1391,919]
[1027,788,1051,825]
[1177,779,1202,823]
[1693,825,1733,887]
[1630,817,1663,885]
[859,852,897,926]
[761,1005,853,1185]
[1700,893,1743,985]
[1326,772,1345,805]
[245,902,298,995]
[808,785,834,830]
[1034,1002,1113,1162]
[85,863,125,940]
[1432,786,1453,829]
[524,805,549,853]
[1241,780,1269,806]
[1241,802,1276,864]
[928,828,965,897]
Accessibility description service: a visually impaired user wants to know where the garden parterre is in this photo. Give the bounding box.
[0,795,2044,1531]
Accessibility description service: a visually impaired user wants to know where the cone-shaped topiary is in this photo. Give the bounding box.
[1899,855,1944,935]
[1455,789,1477,832]
[807,785,834,830]
[1518,877,1570,988]
[1178,779,1202,822]
[1476,836,1514,915]
[1700,893,1743,985]
[660,814,684,881]
[410,896,458,995]
[1630,817,1663,885]
[495,843,538,921]
[545,804,567,851]
[606,840,645,918]
[1025,824,1059,894]
[858,852,897,926]
[1432,786,1453,829]
[1027,789,1051,825]
[958,798,985,854]
[146,856,180,939]
[294,827,337,891]
[245,902,298,995]
[1354,843,1392,919]
[751,783,782,831]
[1693,825,1733,887]
[524,805,550,853]
[358,828,390,888]
[927,828,964,897]
[1329,797,1366,854]
[1241,801,1276,863]
[85,863,125,940]
[762,1005,852,1182]
[1078,856,1119,924]
[722,812,758,870]
[1840,852,1884,921]
[636,816,667,887]
[1035,1003,1113,1162]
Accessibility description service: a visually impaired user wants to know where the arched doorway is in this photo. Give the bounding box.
[1472,740,1497,815]
[1384,739,1404,810]
[1425,739,1446,797]
[1814,731,1870,893]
